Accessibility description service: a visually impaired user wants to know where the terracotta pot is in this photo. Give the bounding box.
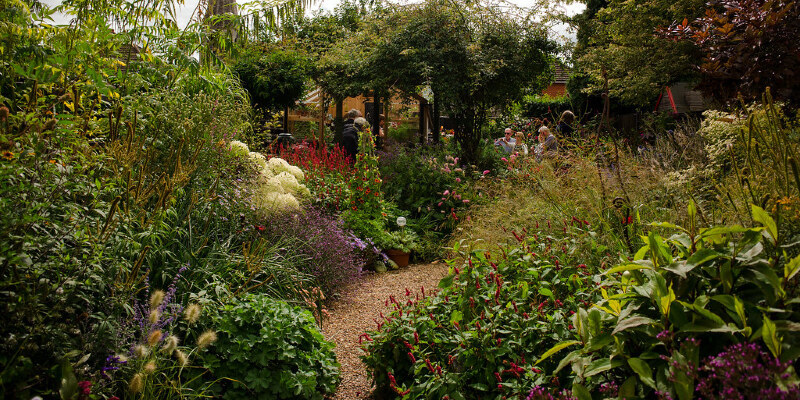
[384,249,410,268]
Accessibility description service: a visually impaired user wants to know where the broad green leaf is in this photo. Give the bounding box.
[650,221,687,231]
[762,316,782,358]
[628,358,656,388]
[584,358,625,377]
[450,310,463,324]
[59,359,78,400]
[785,254,800,281]
[671,350,694,400]
[634,244,650,261]
[752,205,778,245]
[538,287,554,298]
[438,274,454,289]
[619,376,637,398]
[659,285,676,318]
[604,262,653,275]
[555,349,583,373]
[536,340,581,366]
[572,383,591,400]
[612,316,656,335]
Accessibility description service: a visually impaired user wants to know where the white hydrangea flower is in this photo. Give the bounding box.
[273,171,301,194]
[261,176,286,194]
[286,165,305,182]
[259,165,275,180]
[229,140,250,158]
[267,157,291,175]
[249,152,267,169]
[257,192,300,212]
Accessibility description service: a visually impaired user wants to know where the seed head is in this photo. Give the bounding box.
[129,373,144,393]
[143,361,157,374]
[197,330,217,349]
[150,290,165,310]
[43,118,57,131]
[174,349,189,366]
[134,344,149,358]
[184,304,201,324]
[0,106,8,121]
[162,335,179,353]
[148,309,160,325]
[147,329,162,346]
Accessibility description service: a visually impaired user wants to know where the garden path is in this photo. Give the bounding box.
[321,262,449,399]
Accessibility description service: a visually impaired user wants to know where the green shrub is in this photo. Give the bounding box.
[203,294,339,400]
[522,95,572,122]
[553,203,800,399]
[361,221,610,398]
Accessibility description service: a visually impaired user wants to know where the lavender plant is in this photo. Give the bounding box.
[259,207,364,297]
[103,267,217,398]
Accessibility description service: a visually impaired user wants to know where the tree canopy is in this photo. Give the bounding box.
[571,0,705,108]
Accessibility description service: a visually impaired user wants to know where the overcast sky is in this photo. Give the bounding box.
[41,0,585,34]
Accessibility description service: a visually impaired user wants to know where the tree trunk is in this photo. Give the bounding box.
[334,98,344,144]
[283,106,289,133]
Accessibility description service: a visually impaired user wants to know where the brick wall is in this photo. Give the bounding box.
[542,83,567,98]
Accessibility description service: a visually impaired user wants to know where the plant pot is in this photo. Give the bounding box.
[384,249,410,268]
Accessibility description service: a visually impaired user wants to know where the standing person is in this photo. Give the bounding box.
[341,109,362,164]
[494,128,517,153]
[513,132,528,156]
[556,110,575,137]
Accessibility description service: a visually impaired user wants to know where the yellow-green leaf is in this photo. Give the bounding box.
[536,340,581,366]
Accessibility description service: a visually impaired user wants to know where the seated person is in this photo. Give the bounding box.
[536,126,559,160]
[494,128,516,153]
[513,131,528,156]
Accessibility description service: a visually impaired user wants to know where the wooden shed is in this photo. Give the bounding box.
[286,88,430,142]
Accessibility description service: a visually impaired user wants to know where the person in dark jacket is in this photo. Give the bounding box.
[555,110,575,137]
[341,109,362,163]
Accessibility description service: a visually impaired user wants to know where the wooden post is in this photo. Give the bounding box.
[418,101,426,145]
[318,91,326,149]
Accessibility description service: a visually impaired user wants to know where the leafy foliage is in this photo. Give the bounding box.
[572,0,705,107]
[232,43,312,111]
[361,221,609,398]
[661,0,800,104]
[203,294,340,400]
[554,203,800,399]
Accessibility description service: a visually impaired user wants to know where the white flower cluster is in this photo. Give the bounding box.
[228,141,309,213]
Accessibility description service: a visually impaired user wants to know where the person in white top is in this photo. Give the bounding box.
[494,128,516,153]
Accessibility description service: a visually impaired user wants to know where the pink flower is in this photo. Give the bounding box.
[463,199,470,203]
[455,177,461,183]
[438,202,443,206]
[443,190,450,196]
[483,170,490,175]
[501,157,508,162]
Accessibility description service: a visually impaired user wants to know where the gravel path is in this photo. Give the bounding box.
[321,263,449,400]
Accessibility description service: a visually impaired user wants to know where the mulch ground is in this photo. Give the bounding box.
[321,263,449,400]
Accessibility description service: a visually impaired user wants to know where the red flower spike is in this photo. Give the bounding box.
[426,359,435,373]
[407,352,416,363]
